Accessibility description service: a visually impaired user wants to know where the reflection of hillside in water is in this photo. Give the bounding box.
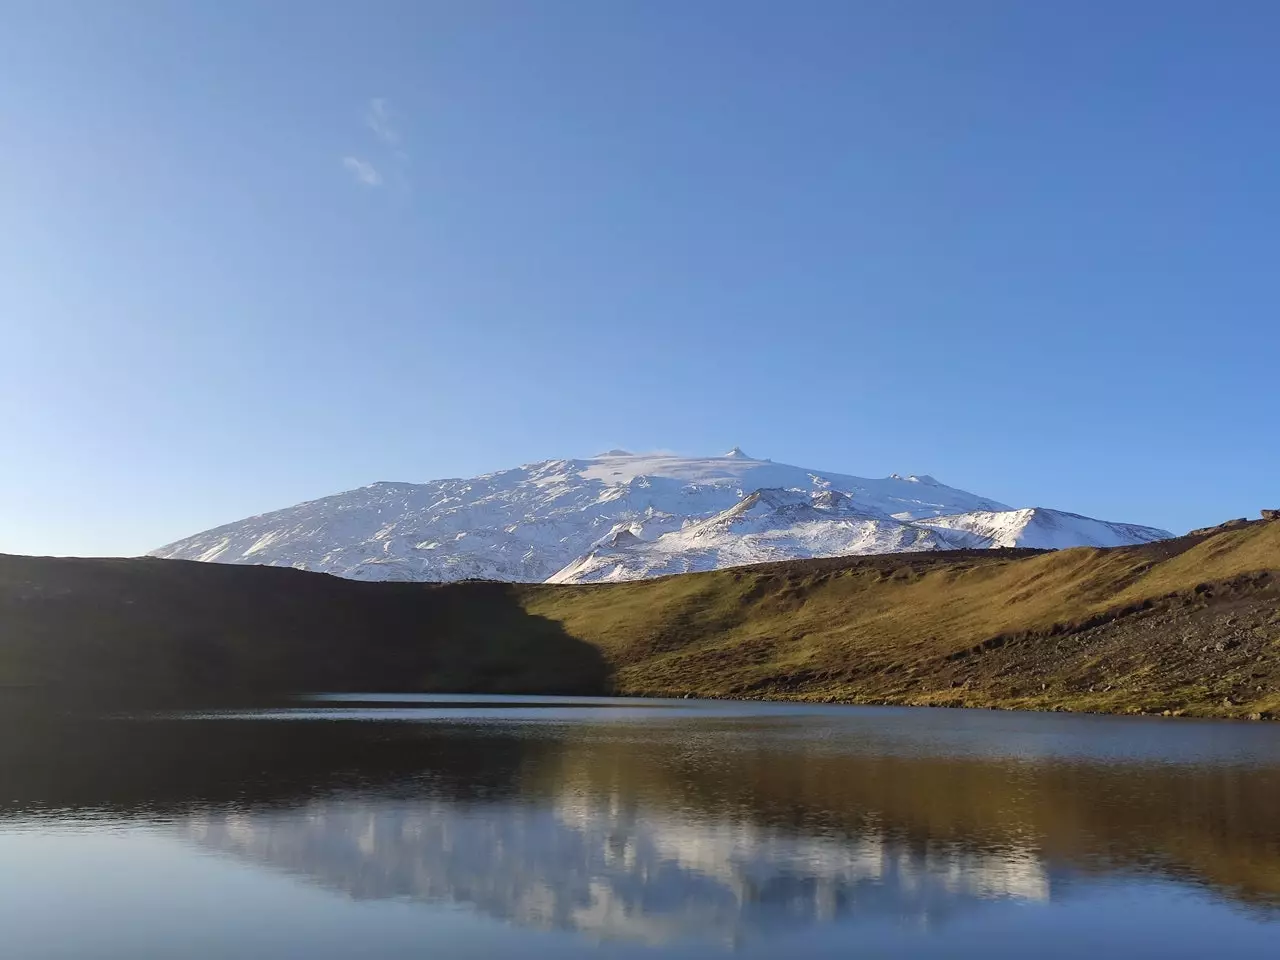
[184,790,1049,944]
[6,706,1279,938]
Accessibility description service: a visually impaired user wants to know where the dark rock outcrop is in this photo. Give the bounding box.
[1189,518,1251,537]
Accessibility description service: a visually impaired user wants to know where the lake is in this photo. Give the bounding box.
[2,695,1278,958]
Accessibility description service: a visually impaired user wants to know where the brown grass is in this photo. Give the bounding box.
[520,520,1280,717]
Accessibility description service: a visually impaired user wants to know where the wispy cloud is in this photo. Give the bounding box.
[366,98,400,147]
[341,156,382,187]
[341,98,407,191]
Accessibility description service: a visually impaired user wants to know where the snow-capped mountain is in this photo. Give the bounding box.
[915,508,1174,551]
[551,496,1173,584]
[149,449,1172,584]
[547,487,960,583]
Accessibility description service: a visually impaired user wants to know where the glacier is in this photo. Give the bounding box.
[149,449,1173,584]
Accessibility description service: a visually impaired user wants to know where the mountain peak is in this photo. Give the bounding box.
[148,450,1166,586]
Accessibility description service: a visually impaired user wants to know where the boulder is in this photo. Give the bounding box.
[1262,509,1280,522]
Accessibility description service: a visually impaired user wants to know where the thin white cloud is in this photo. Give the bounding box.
[340,99,407,192]
[366,98,400,147]
[341,156,382,187]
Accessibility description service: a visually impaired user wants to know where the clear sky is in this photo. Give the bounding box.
[3,1,1277,557]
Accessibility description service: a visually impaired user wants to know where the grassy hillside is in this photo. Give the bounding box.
[1,518,1278,717]
[523,518,1280,717]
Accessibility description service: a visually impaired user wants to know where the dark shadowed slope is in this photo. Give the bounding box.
[0,555,608,706]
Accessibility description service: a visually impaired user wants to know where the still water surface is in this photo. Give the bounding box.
[2,696,1278,958]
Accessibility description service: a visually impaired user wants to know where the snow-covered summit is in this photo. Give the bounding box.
[547,487,956,584]
[149,450,1170,584]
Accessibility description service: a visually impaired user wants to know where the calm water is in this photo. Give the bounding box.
[2,696,1278,958]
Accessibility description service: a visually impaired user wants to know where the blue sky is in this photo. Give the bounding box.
[2,1,1277,557]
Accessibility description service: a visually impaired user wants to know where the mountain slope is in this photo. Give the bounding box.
[150,450,1170,583]
[916,507,1173,551]
[547,488,966,583]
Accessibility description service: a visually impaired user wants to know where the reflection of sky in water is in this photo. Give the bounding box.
[183,793,1050,946]
[4,699,1280,957]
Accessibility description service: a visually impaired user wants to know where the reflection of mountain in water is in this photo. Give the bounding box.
[7,707,1278,933]
[184,792,1050,944]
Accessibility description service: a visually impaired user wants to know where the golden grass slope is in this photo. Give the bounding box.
[520,519,1280,717]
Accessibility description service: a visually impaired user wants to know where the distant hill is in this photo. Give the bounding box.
[3,515,1277,718]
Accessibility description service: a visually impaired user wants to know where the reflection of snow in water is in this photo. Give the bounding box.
[183,791,1049,945]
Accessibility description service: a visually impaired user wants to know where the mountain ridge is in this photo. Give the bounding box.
[150,451,1172,583]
